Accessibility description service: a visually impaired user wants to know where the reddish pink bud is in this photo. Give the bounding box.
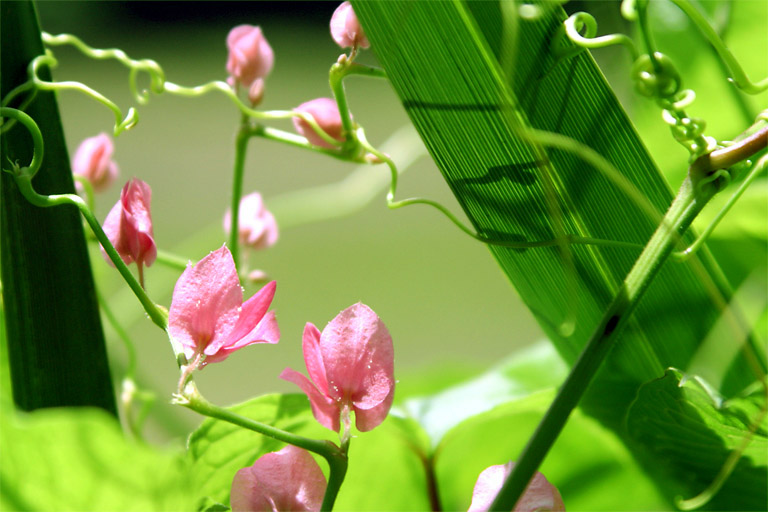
[223,192,278,251]
[280,303,394,432]
[468,462,565,512]
[101,179,156,270]
[292,98,344,149]
[169,246,279,367]
[72,133,118,192]
[330,1,370,49]
[226,25,274,89]
[230,445,326,512]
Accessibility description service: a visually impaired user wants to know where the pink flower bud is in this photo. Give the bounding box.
[226,25,274,89]
[230,445,326,512]
[223,192,278,251]
[280,303,395,433]
[330,1,370,49]
[169,246,279,367]
[72,133,119,192]
[468,462,565,512]
[292,98,344,149]
[101,179,156,270]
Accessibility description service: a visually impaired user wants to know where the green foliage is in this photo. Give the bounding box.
[626,369,767,510]
[0,402,194,511]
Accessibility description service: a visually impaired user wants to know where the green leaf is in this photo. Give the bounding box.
[0,403,194,511]
[352,1,765,505]
[186,393,431,510]
[626,369,767,510]
[0,0,115,412]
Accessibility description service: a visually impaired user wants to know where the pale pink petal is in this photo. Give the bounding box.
[302,323,329,396]
[230,445,326,512]
[468,462,565,512]
[226,25,274,88]
[280,368,340,432]
[330,2,370,49]
[101,199,128,266]
[223,192,278,251]
[168,247,242,358]
[208,281,277,355]
[206,310,280,366]
[72,133,119,192]
[292,98,343,149]
[353,384,394,432]
[322,303,394,409]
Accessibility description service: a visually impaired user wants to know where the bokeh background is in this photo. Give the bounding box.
[35,1,766,442]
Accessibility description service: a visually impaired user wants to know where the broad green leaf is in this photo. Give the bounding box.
[1,0,115,412]
[0,403,193,511]
[626,369,767,510]
[435,390,669,511]
[353,1,764,505]
[186,393,430,510]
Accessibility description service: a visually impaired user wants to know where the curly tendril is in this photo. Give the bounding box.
[30,50,138,135]
[42,32,166,104]
[556,12,638,61]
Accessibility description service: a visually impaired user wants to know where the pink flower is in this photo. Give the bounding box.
[292,98,344,149]
[280,303,394,433]
[102,179,156,274]
[330,2,370,49]
[226,25,274,90]
[223,192,278,251]
[230,445,326,512]
[468,462,565,512]
[168,246,279,367]
[72,133,118,192]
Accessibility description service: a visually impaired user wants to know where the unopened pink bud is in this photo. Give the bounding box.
[72,133,119,192]
[330,1,370,49]
[292,97,344,149]
[223,192,278,251]
[226,25,274,89]
[248,78,265,106]
[468,462,565,512]
[101,178,156,269]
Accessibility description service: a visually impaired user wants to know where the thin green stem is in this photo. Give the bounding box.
[667,0,767,94]
[155,249,190,270]
[229,119,251,270]
[491,172,711,510]
[179,384,348,511]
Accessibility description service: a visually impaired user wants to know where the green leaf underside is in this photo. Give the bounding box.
[0,404,194,511]
[626,369,767,510]
[352,0,765,505]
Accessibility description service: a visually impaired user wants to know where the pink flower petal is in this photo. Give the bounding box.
[468,462,565,512]
[101,179,156,268]
[280,368,340,432]
[230,445,326,512]
[223,192,279,251]
[168,247,242,359]
[330,1,370,49]
[353,385,394,432]
[209,281,277,353]
[321,303,394,410]
[72,133,119,192]
[226,25,274,89]
[292,98,343,149]
[302,323,329,396]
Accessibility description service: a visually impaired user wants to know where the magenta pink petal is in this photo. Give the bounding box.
[206,311,280,365]
[321,303,394,407]
[302,323,329,396]
[207,281,277,355]
[168,247,242,358]
[280,368,340,432]
[230,445,326,512]
[353,385,394,432]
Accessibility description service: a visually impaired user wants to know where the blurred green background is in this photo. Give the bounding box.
[37,2,545,440]
[34,0,766,442]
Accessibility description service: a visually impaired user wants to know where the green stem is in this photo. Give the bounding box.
[490,173,714,510]
[180,385,348,511]
[228,118,251,271]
